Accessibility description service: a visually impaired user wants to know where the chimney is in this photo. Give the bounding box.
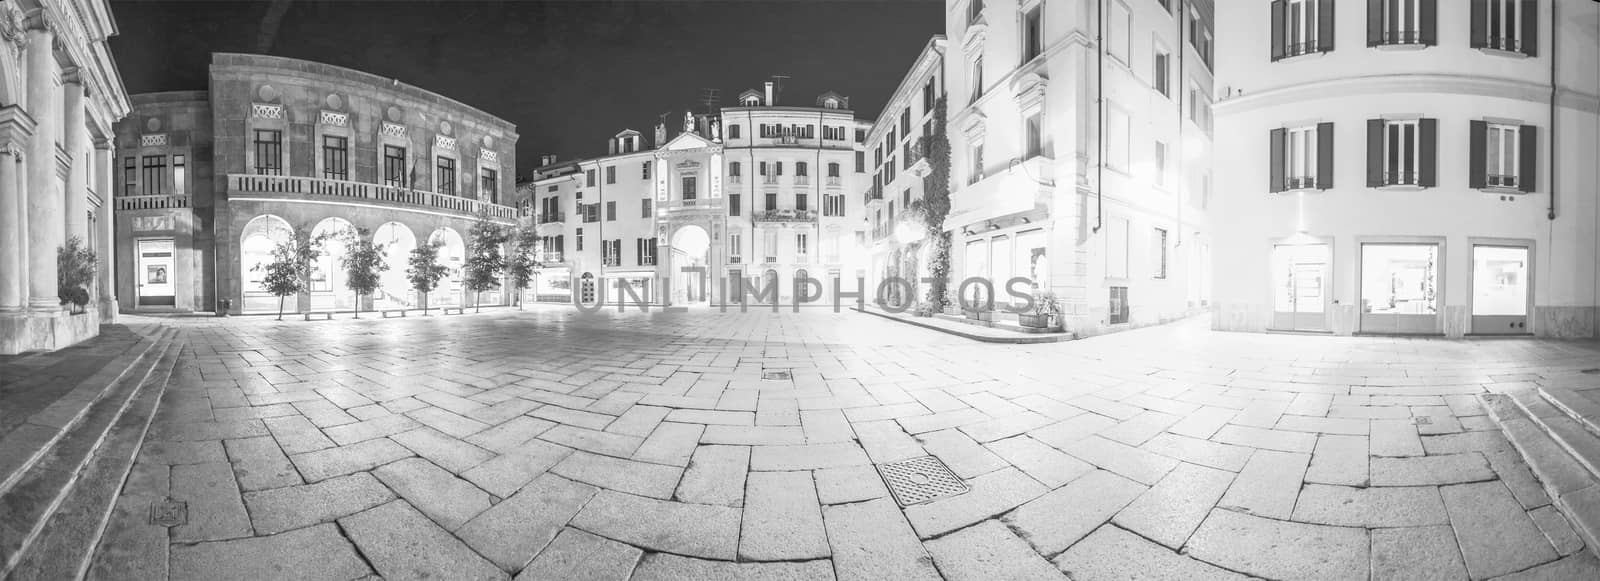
[608,139,617,155]
[764,81,774,106]
[540,154,556,167]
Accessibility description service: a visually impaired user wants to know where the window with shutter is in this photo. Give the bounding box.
[1370,0,1431,46]
[1316,122,1335,189]
[1270,128,1287,193]
[1476,0,1535,55]
[1517,125,1536,192]
[1485,123,1520,188]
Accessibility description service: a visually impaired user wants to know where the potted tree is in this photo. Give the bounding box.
[463,211,508,313]
[407,240,449,315]
[1019,291,1061,329]
[57,236,96,315]
[340,229,388,318]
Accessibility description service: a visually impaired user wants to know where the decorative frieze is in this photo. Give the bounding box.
[251,103,284,119]
[379,121,407,138]
[479,148,498,164]
[140,134,167,147]
[318,110,349,127]
[434,135,456,151]
[133,216,175,231]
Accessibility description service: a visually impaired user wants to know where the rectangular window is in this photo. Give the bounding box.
[923,79,936,113]
[765,192,778,211]
[797,161,808,176]
[730,193,741,216]
[576,227,584,251]
[856,129,867,143]
[437,157,457,196]
[969,143,984,185]
[384,145,407,187]
[682,176,698,200]
[1384,119,1420,186]
[481,168,498,203]
[828,162,841,178]
[1152,228,1168,278]
[1154,48,1170,97]
[1024,113,1042,159]
[173,154,186,195]
[764,230,778,262]
[1109,2,1130,62]
[1154,141,1168,186]
[253,129,282,175]
[123,156,136,196]
[1486,123,1519,188]
[642,198,653,218]
[142,155,166,195]
[606,165,616,185]
[900,109,911,136]
[1022,4,1043,62]
[1109,286,1129,324]
[1286,126,1318,188]
[797,193,808,212]
[1288,0,1318,57]
[606,201,616,221]
[968,0,984,26]
[643,161,651,179]
[796,233,809,258]
[1480,0,1530,54]
[730,233,742,256]
[1374,0,1425,45]
[969,54,984,102]
[321,135,348,181]
[586,169,596,187]
[729,124,741,139]
[855,151,866,173]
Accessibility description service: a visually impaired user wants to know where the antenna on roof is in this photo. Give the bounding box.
[697,89,721,115]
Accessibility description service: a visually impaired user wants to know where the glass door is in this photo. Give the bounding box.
[137,239,176,307]
[1360,243,1441,334]
[1471,245,1530,334]
[1271,244,1329,331]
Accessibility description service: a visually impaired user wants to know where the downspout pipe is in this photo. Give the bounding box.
[1548,0,1557,222]
[1092,0,1106,234]
[1174,0,1185,249]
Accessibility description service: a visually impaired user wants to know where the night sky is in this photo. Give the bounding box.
[108,0,944,180]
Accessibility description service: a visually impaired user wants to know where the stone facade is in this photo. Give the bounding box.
[0,0,132,354]
[113,53,519,315]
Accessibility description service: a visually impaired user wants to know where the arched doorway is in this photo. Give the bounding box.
[310,217,356,310]
[373,222,416,309]
[669,225,710,304]
[428,228,466,307]
[794,268,810,304]
[240,215,294,313]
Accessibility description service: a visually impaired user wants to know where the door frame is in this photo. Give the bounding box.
[135,238,177,308]
[1268,235,1335,332]
[1466,237,1536,335]
[1355,235,1447,335]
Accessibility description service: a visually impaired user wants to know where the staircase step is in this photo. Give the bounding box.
[7,336,181,580]
[1542,385,1600,438]
[0,329,178,575]
[1482,392,1600,559]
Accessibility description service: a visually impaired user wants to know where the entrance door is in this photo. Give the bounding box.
[1360,243,1441,334]
[1271,243,1330,331]
[1471,245,1530,334]
[137,239,176,307]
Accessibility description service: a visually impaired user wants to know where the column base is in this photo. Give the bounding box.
[0,308,101,355]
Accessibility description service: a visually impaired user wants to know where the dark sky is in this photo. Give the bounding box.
[108,0,944,180]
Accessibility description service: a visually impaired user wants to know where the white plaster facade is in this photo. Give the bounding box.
[1212,0,1599,337]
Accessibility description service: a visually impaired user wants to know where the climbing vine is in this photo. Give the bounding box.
[921,96,953,311]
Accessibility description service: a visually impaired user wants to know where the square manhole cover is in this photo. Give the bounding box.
[1414,416,1434,425]
[761,370,792,381]
[877,456,970,507]
[150,497,187,527]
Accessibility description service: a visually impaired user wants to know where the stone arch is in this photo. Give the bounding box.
[373,221,417,308]
[428,227,466,307]
[310,217,357,309]
[239,214,295,312]
[669,224,711,304]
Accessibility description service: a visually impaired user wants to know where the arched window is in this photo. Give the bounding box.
[581,272,597,304]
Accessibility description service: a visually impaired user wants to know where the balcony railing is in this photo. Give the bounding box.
[753,209,817,222]
[116,194,191,211]
[1486,36,1521,52]
[539,211,566,224]
[1380,30,1423,45]
[1281,176,1318,191]
[1382,172,1419,186]
[730,174,743,183]
[863,184,882,205]
[794,175,810,186]
[1284,40,1319,58]
[1487,174,1519,188]
[602,257,620,267]
[763,175,780,185]
[542,251,565,263]
[228,174,515,221]
[826,176,842,187]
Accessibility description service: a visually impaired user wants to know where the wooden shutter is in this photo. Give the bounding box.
[1317,0,1336,52]
[636,239,642,266]
[1520,0,1537,56]
[1316,122,1335,189]
[1419,118,1438,188]
[1469,121,1487,189]
[1367,0,1385,46]
[1518,125,1537,192]
[1366,119,1385,187]
[1269,128,1286,193]
[1420,0,1438,45]
[1271,0,1286,61]
[1470,0,1488,48]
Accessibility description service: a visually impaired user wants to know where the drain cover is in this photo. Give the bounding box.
[150,497,187,527]
[1413,416,1434,425]
[761,370,792,381]
[877,456,970,507]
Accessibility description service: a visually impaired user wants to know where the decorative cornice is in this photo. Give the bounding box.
[251,102,284,119]
[318,110,348,127]
[1216,73,1599,116]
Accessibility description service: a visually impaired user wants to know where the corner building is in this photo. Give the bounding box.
[1212,0,1599,337]
[943,0,1216,336]
[113,53,518,315]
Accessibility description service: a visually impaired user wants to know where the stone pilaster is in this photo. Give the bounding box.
[23,16,59,311]
[95,138,114,321]
[0,106,35,312]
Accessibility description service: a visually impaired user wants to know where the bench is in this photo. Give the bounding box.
[442,307,466,315]
[303,312,334,321]
[381,310,408,318]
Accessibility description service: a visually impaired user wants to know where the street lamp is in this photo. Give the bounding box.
[895,222,925,245]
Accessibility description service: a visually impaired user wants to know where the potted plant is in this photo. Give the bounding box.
[965,299,994,322]
[57,236,96,315]
[1019,291,1061,329]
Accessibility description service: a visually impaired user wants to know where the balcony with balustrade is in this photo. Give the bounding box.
[226,174,516,223]
[115,193,192,212]
[908,137,932,178]
[825,175,843,189]
[752,209,817,223]
[863,184,883,207]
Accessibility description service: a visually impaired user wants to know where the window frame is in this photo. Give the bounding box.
[252,129,283,175]
[436,156,457,196]
[383,145,407,187]
[321,135,349,181]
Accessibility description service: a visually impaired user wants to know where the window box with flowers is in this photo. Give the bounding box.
[1018,291,1061,329]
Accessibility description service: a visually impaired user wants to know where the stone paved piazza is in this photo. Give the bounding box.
[89,307,1600,580]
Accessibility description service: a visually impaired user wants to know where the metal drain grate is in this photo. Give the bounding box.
[1413,416,1434,425]
[761,370,792,381]
[877,456,970,507]
[150,497,187,527]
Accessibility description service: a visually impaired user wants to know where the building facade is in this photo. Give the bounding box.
[942,0,1215,336]
[1212,0,1599,337]
[113,53,518,316]
[863,37,947,308]
[516,80,870,308]
[0,0,131,354]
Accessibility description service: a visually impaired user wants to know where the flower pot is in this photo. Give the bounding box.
[1018,313,1053,328]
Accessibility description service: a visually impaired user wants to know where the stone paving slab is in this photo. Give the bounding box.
[76,312,1600,581]
[168,523,371,581]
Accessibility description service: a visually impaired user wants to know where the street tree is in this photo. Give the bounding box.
[407,239,451,315]
[340,229,388,318]
[507,224,542,309]
[252,226,326,320]
[463,210,508,313]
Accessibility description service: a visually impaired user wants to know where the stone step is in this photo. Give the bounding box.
[1481,392,1600,560]
[0,327,180,576]
[7,335,181,580]
[1542,385,1600,439]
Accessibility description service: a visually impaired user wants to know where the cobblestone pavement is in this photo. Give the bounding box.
[94,307,1600,580]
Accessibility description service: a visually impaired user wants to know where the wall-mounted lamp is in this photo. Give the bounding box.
[987,223,1000,231]
[1021,217,1031,224]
